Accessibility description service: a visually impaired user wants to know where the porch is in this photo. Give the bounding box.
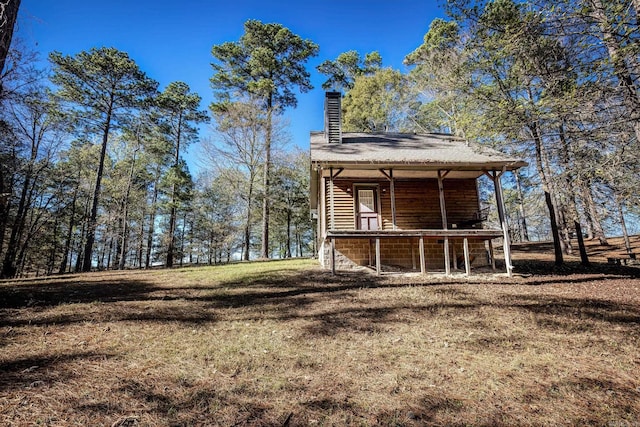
[314,165,517,277]
[325,229,505,276]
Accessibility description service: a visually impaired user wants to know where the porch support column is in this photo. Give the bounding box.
[379,169,397,230]
[390,170,396,230]
[319,173,327,267]
[329,167,335,231]
[330,237,336,276]
[438,170,451,275]
[375,237,381,276]
[419,236,426,274]
[452,242,458,271]
[492,167,513,276]
[488,239,496,271]
[463,238,471,275]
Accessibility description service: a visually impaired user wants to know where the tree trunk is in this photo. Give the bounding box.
[59,186,78,274]
[105,232,113,270]
[575,221,590,266]
[166,111,183,268]
[47,216,60,275]
[74,219,85,273]
[179,210,187,267]
[145,164,161,268]
[188,216,194,265]
[615,194,635,259]
[74,195,91,273]
[0,166,11,255]
[542,142,572,255]
[137,214,145,269]
[208,232,214,265]
[83,103,113,272]
[17,193,49,273]
[166,199,177,267]
[556,124,582,255]
[578,181,595,239]
[1,171,30,278]
[583,180,608,245]
[0,0,21,76]
[286,208,292,258]
[243,179,254,261]
[557,123,589,265]
[261,102,273,259]
[1,107,50,278]
[113,211,122,269]
[514,171,529,242]
[118,148,138,270]
[529,121,563,265]
[117,210,128,269]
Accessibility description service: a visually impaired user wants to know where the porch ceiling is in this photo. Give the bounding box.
[318,168,484,179]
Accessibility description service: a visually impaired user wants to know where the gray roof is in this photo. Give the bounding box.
[310,131,526,170]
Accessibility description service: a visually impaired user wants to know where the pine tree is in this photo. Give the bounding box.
[156,81,208,267]
[50,47,157,271]
[211,20,318,258]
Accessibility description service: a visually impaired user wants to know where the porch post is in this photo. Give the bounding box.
[329,167,335,231]
[330,237,336,276]
[438,170,451,275]
[319,173,327,268]
[379,169,397,230]
[390,169,396,230]
[419,236,426,274]
[493,168,513,276]
[452,242,458,271]
[488,239,496,271]
[463,238,471,275]
[375,237,381,276]
[411,239,416,269]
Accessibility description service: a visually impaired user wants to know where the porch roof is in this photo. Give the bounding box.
[310,131,527,171]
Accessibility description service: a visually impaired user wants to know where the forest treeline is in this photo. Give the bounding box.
[2,0,640,277]
[0,20,317,278]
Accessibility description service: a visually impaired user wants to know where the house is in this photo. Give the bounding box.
[310,92,527,276]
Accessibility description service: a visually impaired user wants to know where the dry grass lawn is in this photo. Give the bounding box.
[1,240,640,426]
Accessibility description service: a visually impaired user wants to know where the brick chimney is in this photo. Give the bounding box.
[324,92,342,143]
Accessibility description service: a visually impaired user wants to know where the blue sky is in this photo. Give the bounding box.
[17,0,443,172]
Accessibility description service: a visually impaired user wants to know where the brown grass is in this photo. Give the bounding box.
[1,242,640,426]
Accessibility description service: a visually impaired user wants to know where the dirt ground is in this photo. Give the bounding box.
[0,239,639,426]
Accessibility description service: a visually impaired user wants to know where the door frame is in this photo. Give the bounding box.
[353,183,382,230]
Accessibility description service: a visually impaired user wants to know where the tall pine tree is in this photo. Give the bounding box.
[50,47,157,271]
[211,20,318,258]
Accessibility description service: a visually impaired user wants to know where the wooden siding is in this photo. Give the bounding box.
[325,179,356,230]
[325,178,480,231]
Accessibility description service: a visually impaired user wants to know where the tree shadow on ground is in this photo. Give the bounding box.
[86,378,282,426]
[512,259,640,278]
[0,351,116,392]
[1,261,639,334]
[506,293,640,326]
[0,277,157,309]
